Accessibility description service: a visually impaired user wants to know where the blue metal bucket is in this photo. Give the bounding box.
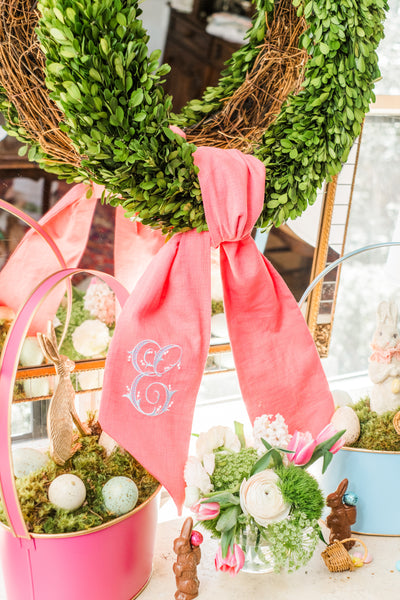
[319,447,400,535]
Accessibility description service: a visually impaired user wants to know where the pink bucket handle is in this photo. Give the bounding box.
[0,198,72,346]
[0,268,129,539]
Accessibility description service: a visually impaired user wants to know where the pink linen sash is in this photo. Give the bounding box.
[0,185,165,334]
[99,146,334,511]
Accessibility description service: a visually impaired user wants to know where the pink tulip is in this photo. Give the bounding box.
[315,424,345,454]
[215,544,245,575]
[286,431,317,466]
[191,500,220,521]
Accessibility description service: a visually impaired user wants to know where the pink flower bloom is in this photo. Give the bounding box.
[315,424,345,454]
[215,544,245,576]
[191,500,220,521]
[286,431,317,466]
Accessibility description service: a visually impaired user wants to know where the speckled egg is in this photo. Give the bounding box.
[330,405,360,446]
[48,474,87,511]
[12,447,49,478]
[102,476,138,516]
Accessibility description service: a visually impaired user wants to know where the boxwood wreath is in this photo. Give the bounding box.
[0,0,387,234]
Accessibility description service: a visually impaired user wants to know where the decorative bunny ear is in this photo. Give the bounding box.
[377,300,398,325]
[180,517,193,541]
[47,321,59,351]
[336,478,348,498]
[389,301,399,324]
[36,322,60,365]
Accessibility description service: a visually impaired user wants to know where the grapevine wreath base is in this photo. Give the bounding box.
[0,0,387,233]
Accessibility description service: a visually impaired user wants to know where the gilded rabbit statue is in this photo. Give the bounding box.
[37,322,90,465]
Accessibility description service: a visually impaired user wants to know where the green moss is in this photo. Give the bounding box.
[276,463,324,521]
[0,434,159,534]
[211,300,224,317]
[350,397,400,452]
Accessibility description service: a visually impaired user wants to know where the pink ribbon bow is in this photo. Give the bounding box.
[99,146,334,510]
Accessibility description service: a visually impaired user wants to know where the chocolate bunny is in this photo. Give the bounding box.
[37,322,90,465]
[326,479,356,550]
[369,300,400,414]
[173,517,201,600]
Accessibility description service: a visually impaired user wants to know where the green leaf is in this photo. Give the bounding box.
[234,421,246,449]
[50,28,68,43]
[216,506,241,533]
[116,12,127,27]
[63,81,82,102]
[250,451,272,475]
[221,528,235,558]
[89,68,103,83]
[129,88,144,108]
[134,111,147,122]
[202,492,240,505]
[322,450,333,473]
[53,7,65,23]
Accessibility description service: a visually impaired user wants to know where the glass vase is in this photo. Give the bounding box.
[238,526,275,574]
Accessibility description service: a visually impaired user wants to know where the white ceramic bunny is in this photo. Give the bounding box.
[37,322,91,465]
[368,300,400,414]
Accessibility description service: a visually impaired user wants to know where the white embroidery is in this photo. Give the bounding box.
[124,340,182,416]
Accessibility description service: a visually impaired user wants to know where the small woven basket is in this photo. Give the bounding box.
[321,538,368,573]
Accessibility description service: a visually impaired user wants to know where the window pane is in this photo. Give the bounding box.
[324,116,400,378]
[374,0,400,95]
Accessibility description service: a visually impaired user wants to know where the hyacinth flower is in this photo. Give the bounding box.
[287,425,346,473]
[215,544,245,576]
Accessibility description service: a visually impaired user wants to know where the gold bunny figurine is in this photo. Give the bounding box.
[37,322,91,465]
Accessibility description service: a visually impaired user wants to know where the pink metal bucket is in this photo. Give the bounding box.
[0,268,160,600]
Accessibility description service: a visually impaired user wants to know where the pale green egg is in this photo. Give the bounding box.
[102,476,138,516]
[12,447,49,478]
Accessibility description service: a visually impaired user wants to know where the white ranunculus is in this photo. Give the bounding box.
[202,452,216,475]
[240,470,291,528]
[184,456,213,494]
[196,426,241,461]
[184,485,201,507]
[72,319,110,357]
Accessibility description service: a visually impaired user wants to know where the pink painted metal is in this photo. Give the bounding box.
[0,268,160,600]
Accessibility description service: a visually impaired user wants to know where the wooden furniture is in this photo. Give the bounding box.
[163,8,241,111]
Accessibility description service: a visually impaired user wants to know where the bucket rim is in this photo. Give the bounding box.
[0,484,161,539]
[341,445,400,456]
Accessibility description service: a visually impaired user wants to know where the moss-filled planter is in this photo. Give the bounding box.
[320,398,400,535]
[0,433,159,534]
[0,0,388,234]
[0,431,161,600]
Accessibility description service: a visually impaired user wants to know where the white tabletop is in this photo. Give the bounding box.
[140,509,400,600]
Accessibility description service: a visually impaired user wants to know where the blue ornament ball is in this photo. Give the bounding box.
[395,560,400,572]
[343,492,358,506]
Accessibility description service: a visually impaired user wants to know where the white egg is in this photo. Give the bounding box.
[102,476,138,516]
[13,447,49,478]
[19,337,44,367]
[48,474,86,511]
[331,389,353,407]
[331,406,360,445]
[211,313,229,339]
